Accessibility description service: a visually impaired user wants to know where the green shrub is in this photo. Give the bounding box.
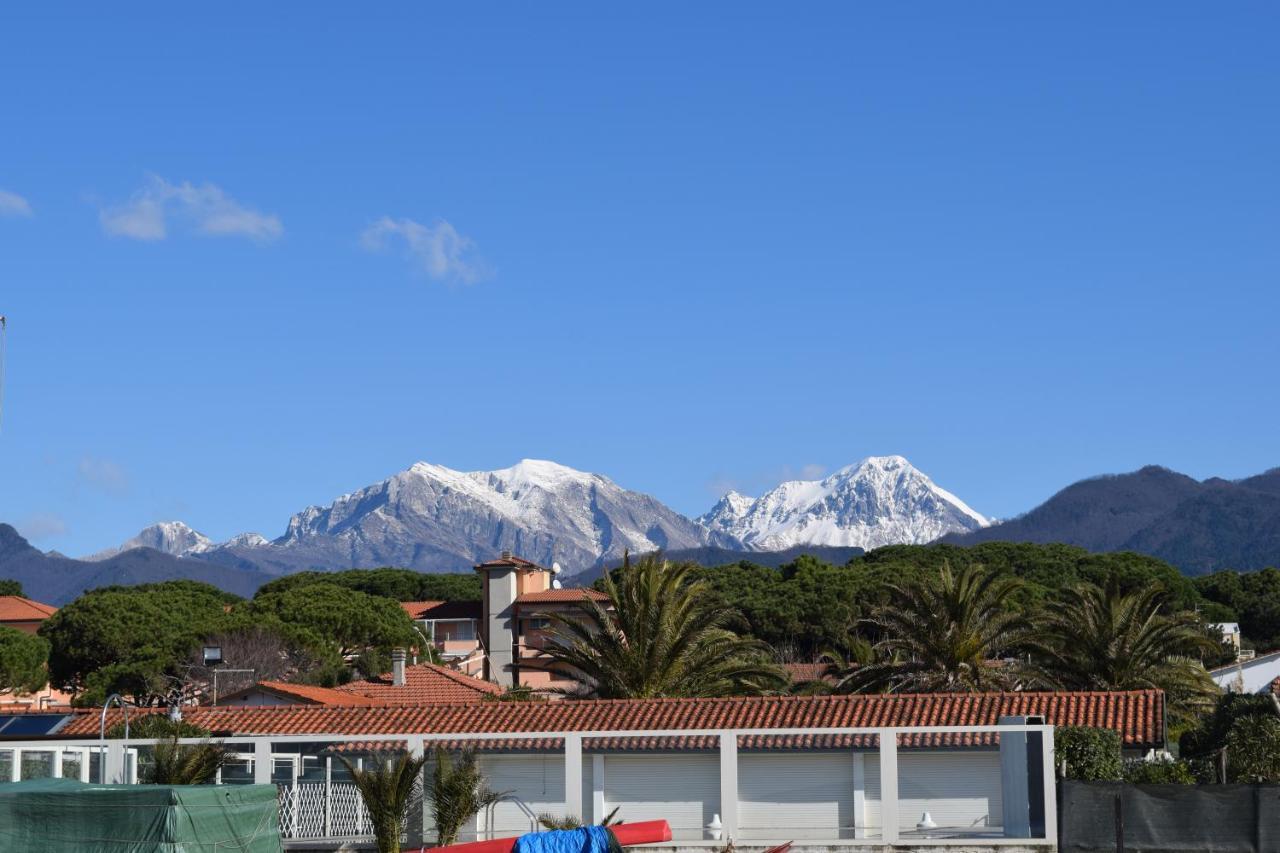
[1226,714,1280,782]
[1122,757,1196,784]
[1056,726,1123,781]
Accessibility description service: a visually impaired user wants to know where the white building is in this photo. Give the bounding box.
[0,688,1163,848]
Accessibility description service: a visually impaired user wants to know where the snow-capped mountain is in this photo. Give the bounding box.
[698,455,989,551]
[86,521,215,561]
[182,459,726,576]
[83,456,988,578]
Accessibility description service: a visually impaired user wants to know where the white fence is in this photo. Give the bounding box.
[277,781,371,841]
[0,723,1057,847]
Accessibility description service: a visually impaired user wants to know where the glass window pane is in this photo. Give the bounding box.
[61,752,83,780]
[221,756,254,785]
[21,751,55,780]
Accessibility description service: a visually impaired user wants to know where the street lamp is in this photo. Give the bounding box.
[98,694,130,784]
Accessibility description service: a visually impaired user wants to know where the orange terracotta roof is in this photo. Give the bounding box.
[336,662,501,705]
[230,681,387,707]
[475,554,546,572]
[402,600,481,620]
[61,690,1165,749]
[516,588,609,604]
[0,596,57,622]
[783,663,836,684]
[400,600,445,619]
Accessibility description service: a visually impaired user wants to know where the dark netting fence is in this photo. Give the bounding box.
[1060,781,1280,853]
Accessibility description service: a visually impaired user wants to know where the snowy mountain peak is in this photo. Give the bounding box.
[265,459,717,573]
[699,455,988,551]
[697,491,755,529]
[86,520,214,561]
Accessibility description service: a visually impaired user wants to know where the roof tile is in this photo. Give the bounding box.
[516,589,610,604]
[60,690,1164,749]
[336,663,501,705]
[0,596,57,622]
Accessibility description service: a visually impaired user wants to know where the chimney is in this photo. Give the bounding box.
[500,549,512,560]
[391,648,407,687]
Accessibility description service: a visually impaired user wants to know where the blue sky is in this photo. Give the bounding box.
[1,3,1277,556]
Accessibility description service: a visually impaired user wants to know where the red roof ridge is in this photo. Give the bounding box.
[54,688,1166,748]
[0,595,58,620]
[418,662,503,694]
[235,680,388,707]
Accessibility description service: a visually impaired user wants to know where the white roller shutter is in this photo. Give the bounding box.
[480,755,565,835]
[603,754,718,840]
[864,751,1002,833]
[738,753,855,840]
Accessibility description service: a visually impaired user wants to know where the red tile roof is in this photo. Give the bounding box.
[475,554,546,572]
[783,663,836,684]
[0,596,57,622]
[226,681,387,707]
[401,600,481,620]
[400,600,445,619]
[336,663,502,705]
[60,690,1164,748]
[516,589,610,605]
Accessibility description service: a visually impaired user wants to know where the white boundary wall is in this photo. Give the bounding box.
[0,723,1056,847]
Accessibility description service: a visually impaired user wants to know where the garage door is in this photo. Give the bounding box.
[604,755,718,840]
[480,756,567,836]
[864,751,1002,832]
[738,753,855,840]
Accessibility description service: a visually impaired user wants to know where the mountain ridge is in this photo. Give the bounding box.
[942,464,1280,573]
[74,455,980,578]
[0,524,268,605]
[699,455,988,550]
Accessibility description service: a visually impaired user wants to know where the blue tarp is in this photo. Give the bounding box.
[514,826,615,853]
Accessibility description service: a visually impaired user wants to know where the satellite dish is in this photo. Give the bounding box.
[551,562,562,575]
[552,579,563,590]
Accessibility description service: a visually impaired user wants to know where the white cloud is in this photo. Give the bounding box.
[0,189,32,218]
[19,512,68,541]
[100,175,282,242]
[76,456,129,495]
[360,216,488,283]
[798,463,828,481]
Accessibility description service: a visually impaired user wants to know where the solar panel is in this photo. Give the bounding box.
[0,715,72,736]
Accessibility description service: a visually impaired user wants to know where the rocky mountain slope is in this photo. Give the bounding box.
[0,524,268,605]
[86,520,214,561]
[189,459,731,575]
[943,465,1280,573]
[699,455,989,550]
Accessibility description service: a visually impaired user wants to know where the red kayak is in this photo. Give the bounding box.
[434,820,673,853]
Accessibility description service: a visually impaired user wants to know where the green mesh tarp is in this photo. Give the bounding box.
[0,778,283,852]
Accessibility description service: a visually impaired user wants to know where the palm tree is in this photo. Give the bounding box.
[840,562,1041,693]
[536,805,622,829]
[425,748,507,847]
[1040,581,1219,726]
[339,751,430,853]
[539,554,787,698]
[143,737,229,784]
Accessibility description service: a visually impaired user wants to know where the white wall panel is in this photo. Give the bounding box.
[604,754,718,840]
[864,751,1002,833]
[738,753,855,840]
